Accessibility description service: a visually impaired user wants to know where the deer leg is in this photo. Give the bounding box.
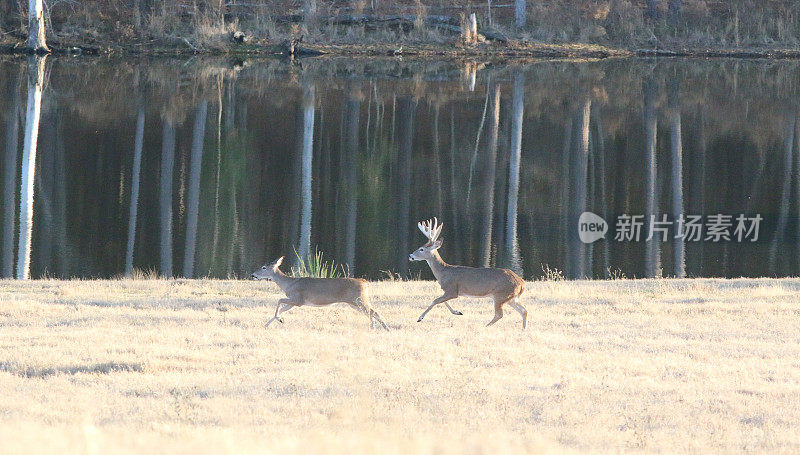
[486,296,512,327]
[347,302,385,331]
[508,299,527,330]
[443,302,463,315]
[266,298,297,327]
[370,308,390,331]
[417,292,458,322]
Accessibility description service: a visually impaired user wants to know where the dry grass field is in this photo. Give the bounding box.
[1,278,799,454]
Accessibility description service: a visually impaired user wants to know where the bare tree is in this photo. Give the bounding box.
[27,0,49,53]
[125,100,145,276]
[770,114,796,274]
[643,78,660,278]
[477,84,500,267]
[515,0,526,28]
[668,79,685,277]
[567,98,591,279]
[160,120,176,278]
[299,81,315,261]
[396,96,414,278]
[2,69,20,278]
[342,86,360,272]
[646,0,660,19]
[591,109,611,277]
[183,101,208,278]
[17,56,46,279]
[505,73,525,276]
[668,0,682,23]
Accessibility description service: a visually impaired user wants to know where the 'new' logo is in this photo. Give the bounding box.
[578,212,608,244]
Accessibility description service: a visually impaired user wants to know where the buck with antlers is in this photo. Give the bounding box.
[409,218,527,328]
[251,257,390,331]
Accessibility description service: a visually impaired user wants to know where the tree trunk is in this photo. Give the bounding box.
[559,115,573,268]
[477,84,500,267]
[646,0,660,19]
[27,0,49,53]
[448,108,459,263]
[17,56,46,279]
[567,98,591,279]
[160,120,176,278]
[34,116,55,278]
[668,0,682,22]
[644,78,660,278]
[432,106,443,215]
[125,102,145,276]
[343,87,360,273]
[592,109,611,277]
[305,0,317,20]
[692,111,706,275]
[514,0,526,28]
[53,116,67,275]
[668,80,685,278]
[211,77,224,265]
[770,114,795,274]
[506,73,524,276]
[2,71,20,278]
[396,97,414,278]
[299,82,315,261]
[183,101,208,278]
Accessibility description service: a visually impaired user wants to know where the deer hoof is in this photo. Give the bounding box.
[278,318,284,324]
[454,311,463,315]
[417,318,423,322]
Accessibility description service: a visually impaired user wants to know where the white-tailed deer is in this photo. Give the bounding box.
[409,218,527,328]
[251,257,389,331]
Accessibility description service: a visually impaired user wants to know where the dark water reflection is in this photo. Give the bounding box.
[1,56,799,280]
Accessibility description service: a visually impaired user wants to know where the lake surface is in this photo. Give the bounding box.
[1,55,799,280]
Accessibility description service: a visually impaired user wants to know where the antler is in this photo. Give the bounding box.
[417,218,443,245]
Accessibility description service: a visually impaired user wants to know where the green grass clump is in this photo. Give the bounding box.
[291,248,348,278]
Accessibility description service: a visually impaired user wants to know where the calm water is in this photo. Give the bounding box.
[1,55,799,280]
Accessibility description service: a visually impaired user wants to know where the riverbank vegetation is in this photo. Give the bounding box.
[1,278,799,453]
[2,1,800,56]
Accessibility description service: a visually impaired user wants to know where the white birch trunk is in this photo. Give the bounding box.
[27,0,49,52]
[183,101,208,278]
[478,84,500,267]
[770,115,795,274]
[160,120,176,278]
[16,56,46,279]
[669,82,685,278]
[514,0,526,28]
[396,97,414,278]
[567,99,591,279]
[3,72,20,278]
[506,73,524,275]
[125,103,145,276]
[644,79,660,278]
[298,83,315,261]
[344,89,360,272]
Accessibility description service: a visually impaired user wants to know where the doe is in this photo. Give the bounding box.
[252,257,389,331]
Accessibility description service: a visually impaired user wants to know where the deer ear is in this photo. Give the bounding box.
[274,256,284,268]
[432,239,443,250]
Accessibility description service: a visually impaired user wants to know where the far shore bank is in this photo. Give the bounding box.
[4,36,800,60]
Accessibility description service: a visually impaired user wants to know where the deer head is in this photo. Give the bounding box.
[251,256,284,280]
[409,218,443,261]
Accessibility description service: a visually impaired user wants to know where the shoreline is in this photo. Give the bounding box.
[4,37,800,60]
